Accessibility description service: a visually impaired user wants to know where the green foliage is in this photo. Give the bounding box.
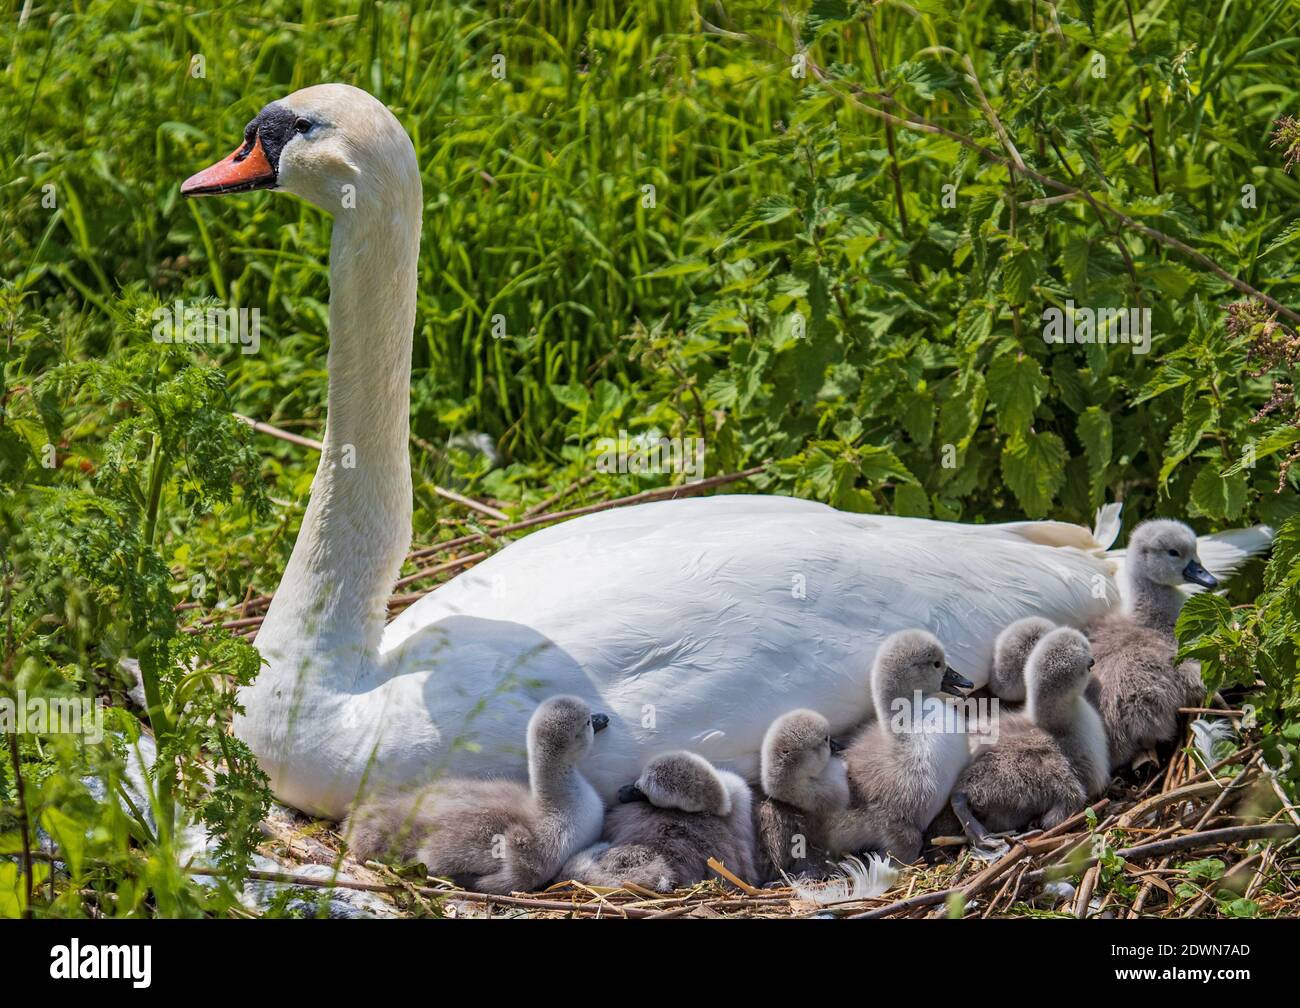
[1178,516,1300,785]
[1,285,270,916]
[1,0,1298,916]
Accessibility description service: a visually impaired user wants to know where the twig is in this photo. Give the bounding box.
[433,487,508,522]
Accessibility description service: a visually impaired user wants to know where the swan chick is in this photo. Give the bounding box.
[344,695,608,894]
[755,709,851,881]
[1087,520,1215,770]
[561,751,756,892]
[834,630,973,864]
[950,628,1106,850]
[989,616,1056,704]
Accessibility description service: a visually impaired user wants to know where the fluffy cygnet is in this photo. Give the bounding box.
[561,750,756,892]
[754,709,851,881]
[950,628,1108,848]
[1086,520,1216,770]
[344,695,608,894]
[833,630,973,864]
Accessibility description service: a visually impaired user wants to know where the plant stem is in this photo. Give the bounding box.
[2,562,32,919]
[864,10,909,238]
[1123,0,1162,193]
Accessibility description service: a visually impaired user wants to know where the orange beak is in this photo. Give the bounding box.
[181,135,277,197]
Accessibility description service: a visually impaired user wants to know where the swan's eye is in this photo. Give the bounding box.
[933,661,941,669]
[294,117,312,134]
[1167,548,1180,557]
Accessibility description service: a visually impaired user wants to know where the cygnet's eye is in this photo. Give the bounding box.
[933,660,941,669]
[1088,658,1096,669]
[1167,548,1180,557]
[294,117,312,134]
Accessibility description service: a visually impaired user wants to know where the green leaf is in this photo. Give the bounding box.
[1159,398,1216,484]
[1189,462,1249,520]
[987,352,1047,435]
[1175,591,1232,643]
[1000,431,1067,517]
[893,482,931,516]
[858,444,915,484]
[1078,405,1112,499]
[804,0,852,40]
[1001,248,1040,304]
[720,196,798,249]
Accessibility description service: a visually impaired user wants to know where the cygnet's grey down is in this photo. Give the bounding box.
[833,629,973,864]
[1086,520,1217,770]
[950,628,1109,849]
[753,709,851,881]
[344,695,608,894]
[989,616,1055,704]
[560,750,756,892]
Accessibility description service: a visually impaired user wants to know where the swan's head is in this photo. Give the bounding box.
[181,83,420,218]
[760,709,850,814]
[872,629,971,711]
[527,695,608,768]
[1128,519,1218,590]
[618,751,730,815]
[990,616,1055,703]
[1024,627,1094,726]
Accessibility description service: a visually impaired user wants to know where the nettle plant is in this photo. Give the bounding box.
[1,285,271,915]
[641,8,1300,532]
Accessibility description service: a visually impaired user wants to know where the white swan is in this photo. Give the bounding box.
[182,84,1272,820]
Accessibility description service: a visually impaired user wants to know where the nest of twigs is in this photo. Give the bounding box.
[245,717,1298,919]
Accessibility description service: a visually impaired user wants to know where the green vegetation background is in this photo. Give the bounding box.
[0,0,1297,916]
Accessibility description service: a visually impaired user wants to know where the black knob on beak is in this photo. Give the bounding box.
[829,737,847,754]
[591,713,609,733]
[941,665,974,696]
[1181,559,1219,590]
[618,783,648,804]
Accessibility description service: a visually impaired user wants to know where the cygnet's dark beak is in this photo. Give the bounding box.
[591,713,610,734]
[1182,559,1219,589]
[941,666,974,695]
[829,738,847,754]
[618,783,648,804]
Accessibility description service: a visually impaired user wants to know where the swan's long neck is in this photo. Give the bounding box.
[1128,574,1184,634]
[256,199,421,685]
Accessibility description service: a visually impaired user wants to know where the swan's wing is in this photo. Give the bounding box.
[380,495,1118,798]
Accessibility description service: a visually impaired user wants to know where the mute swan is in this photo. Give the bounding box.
[343,696,608,893]
[1086,521,1214,770]
[951,628,1108,850]
[182,84,1271,820]
[755,709,851,881]
[562,751,756,891]
[833,630,973,863]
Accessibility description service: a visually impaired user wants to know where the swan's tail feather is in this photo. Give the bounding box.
[1192,525,1276,582]
[1092,502,1124,552]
